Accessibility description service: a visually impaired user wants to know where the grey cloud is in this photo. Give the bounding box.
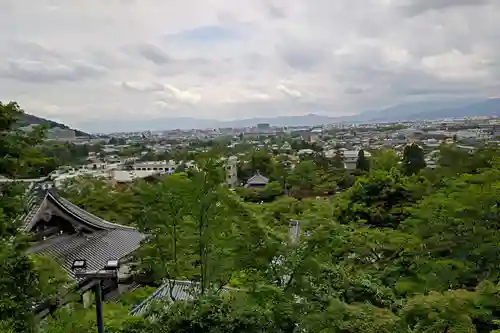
[135,43,172,65]
[405,87,479,96]
[152,57,215,78]
[121,81,164,92]
[1,59,108,83]
[243,53,269,71]
[276,41,328,70]
[8,40,63,60]
[267,3,286,18]
[401,0,491,16]
[389,72,496,98]
[344,87,370,95]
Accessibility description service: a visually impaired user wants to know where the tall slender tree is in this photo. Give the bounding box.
[356,149,370,171]
[331,148,345,169]
[402,143,426,175]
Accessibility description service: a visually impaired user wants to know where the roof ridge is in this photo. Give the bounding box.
[47,190,137,231]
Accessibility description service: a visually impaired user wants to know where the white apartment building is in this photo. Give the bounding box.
[132,160,176,174]
[456,129,492,140]
[309,128,323,143]
[343,150,372,170]
[325,149,372,170]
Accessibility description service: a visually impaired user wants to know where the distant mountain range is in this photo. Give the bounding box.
[355,98,500,122]
[18,113,90,137]
[33,98,500,133]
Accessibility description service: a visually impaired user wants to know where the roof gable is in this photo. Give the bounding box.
[22,186,136,233]
[245,173,269,187]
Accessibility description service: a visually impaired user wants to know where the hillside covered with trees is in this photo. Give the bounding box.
[16,108,89,137]
[3,101,500,332]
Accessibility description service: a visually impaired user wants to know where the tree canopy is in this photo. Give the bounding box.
[3,101,500,332]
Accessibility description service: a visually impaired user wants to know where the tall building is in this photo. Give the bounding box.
[309,128,323,143]
[257,123,270,131]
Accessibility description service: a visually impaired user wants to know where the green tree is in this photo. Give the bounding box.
[356,149,370,171]
[61,176,141,226]
[0,101,49,332]
[371,149,399,172]
[239,149,275,182]
[0,101,52,178]
[331,148,345,169]
[333,169,423,228]
[402,143,426,175]
[151,289,297,333]
[398,282,500,333]
[288,160,317,193]
[135,162,278,294]
[32,255,74,310]
[302,299,399,333]
[402,168,500,289]
[42,302,150,333]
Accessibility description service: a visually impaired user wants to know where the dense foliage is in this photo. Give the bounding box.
[3,101,500,332]
[0,101,71,332]
[51,143,500,332]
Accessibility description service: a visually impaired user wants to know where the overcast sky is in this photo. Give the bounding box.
[1,0,500,129]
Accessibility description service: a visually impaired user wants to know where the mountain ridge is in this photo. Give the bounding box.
[63,98,500,133]
[18,112,90,137]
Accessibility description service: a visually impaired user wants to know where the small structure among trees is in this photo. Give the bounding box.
[244,172,269,189]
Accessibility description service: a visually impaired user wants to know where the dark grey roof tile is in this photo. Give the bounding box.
[31,229,145,280]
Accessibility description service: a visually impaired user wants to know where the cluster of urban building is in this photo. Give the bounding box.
[41,117,500,189]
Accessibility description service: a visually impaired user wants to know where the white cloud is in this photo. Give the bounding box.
[121,81,164,92]
[163,84,201,105]
[421,50,492,80]
[154,100,170,109]
[0,0,499,132]
[277,84,302,98]
[41,104,61,115]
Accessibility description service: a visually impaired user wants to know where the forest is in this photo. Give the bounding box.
[2,101,500,332]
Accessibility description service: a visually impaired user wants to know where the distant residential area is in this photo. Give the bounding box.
[31,116,499,193]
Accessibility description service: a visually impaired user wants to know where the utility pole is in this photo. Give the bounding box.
[94,282,104,333]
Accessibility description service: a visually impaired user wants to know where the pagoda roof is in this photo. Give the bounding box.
[244,173,269,187]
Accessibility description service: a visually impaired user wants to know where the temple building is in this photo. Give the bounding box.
[21,182,145,316]
[244,172,269,189]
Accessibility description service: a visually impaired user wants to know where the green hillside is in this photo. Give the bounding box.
[17,112,90,137]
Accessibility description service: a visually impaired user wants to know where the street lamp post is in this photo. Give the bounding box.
[72,259,120,333]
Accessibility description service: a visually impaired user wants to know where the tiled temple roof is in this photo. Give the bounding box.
[23,184,145,281]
